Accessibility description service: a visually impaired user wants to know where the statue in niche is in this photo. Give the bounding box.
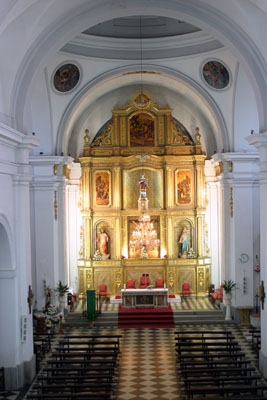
[139,174,148,199]
[97,228,110,259]
[179,227,190,258]
[140,245,148,259]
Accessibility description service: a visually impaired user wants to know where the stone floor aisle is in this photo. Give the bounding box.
[116,328,181,400]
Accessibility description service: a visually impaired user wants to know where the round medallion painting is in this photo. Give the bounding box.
[53,63,80,93]
[202,61,230,89]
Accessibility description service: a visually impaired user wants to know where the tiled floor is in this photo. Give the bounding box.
[0,299,264,400]
[100,297,220,313]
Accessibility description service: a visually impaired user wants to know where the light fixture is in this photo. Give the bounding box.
[129,174,160,256]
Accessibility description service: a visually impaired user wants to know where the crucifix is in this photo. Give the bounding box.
[27,285,34,314]
[259,280,265,310]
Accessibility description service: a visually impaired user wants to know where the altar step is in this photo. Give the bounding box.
[173,309,226,324]
[64,312,89,327]
[64,309,226,327]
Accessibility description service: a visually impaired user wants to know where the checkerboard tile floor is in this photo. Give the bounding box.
[1,321,265,399]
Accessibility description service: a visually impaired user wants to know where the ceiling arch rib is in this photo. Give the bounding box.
[56,64,227,159]
[9,0,267,135]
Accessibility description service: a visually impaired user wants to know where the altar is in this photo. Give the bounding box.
[121,288,168,308]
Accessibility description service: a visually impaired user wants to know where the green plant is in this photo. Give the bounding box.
[222,280,237,293]
[55,280,69,296]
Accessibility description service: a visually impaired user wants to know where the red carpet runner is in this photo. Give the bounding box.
[118,304,174,328]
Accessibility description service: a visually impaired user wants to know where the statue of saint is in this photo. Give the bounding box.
[140,245,148,259]
[97,229,110,259]
[139,174,148,199]
[179,227,190,258]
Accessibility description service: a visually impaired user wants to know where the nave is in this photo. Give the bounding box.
[1,320,266,400]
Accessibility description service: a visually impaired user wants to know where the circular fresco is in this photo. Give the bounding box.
[202,60,230,89]
[53,63,80,93]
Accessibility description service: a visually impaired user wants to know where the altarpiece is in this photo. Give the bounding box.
[78,93,211,296]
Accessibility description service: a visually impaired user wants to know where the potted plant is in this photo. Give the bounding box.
[54,281,69,318]
[222,280,236,320]
[55,280,69,297]
[222,280,237,293]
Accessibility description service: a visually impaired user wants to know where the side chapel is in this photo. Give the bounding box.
[78,93,210,296]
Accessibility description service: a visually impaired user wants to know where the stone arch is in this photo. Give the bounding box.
[9,1,267,137]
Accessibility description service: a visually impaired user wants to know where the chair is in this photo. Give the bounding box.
[140,274,150,288]
[99,284,107,296]
[182,282,192,299]
[156,279,164,288]
[211,285,223,303]
[127,279,135,289]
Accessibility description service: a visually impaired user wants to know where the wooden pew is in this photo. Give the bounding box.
[43,365,117,376]
[52,351,118,360]
[176,344,242,356]
[46,359,117,369]
[37,374,114,384]
[58,341,120,353]
[186,384,267,399]
[33,382,112,394]
[179,359,250,369]
[183,375,260,389]
[175,330,233,338]
[180,366,255,378]
[63,335,122,350]
[177,351,245,361]
[27,393,110,399]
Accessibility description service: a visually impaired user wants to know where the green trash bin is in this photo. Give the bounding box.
[86,290,96,321]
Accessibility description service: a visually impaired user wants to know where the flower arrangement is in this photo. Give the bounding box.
[44,319,53,329]
[46,305,60,316]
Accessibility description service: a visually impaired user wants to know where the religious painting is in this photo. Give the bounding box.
[53,63,80,92]
[175,170,192,205]
[202,60,230,89]
[129,113,154,146]
[95,171,111,206]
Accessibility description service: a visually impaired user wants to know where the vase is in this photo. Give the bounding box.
[59,296,66,320]
[224,292,232,320]
[250,314,261,329]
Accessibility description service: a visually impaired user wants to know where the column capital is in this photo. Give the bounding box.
[246,133,267,173]
[246,132,267,149]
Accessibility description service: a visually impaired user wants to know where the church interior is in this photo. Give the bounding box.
[1,1,267,399]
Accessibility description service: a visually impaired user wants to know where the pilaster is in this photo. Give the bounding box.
[212,152,259,311]
[246,133,267,377]
[30,156,73,309]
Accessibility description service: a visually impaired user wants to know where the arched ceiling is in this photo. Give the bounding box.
[83,16,200,38]
[0,0,266,157]
[59,68,226,159]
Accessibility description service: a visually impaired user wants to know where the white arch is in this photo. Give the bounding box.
[9,0,267,133]
[56,64,228,157]
[0,214,15,270]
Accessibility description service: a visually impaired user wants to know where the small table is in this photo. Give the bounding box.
[121,288,168,308]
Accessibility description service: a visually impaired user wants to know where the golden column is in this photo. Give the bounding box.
[197,215,204,257]
[114,166,121,209]
[167,216,173,258]
[166,166,173,208]
[115,217,121,259]
[122,216,128,258]
[160,215,167,258]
